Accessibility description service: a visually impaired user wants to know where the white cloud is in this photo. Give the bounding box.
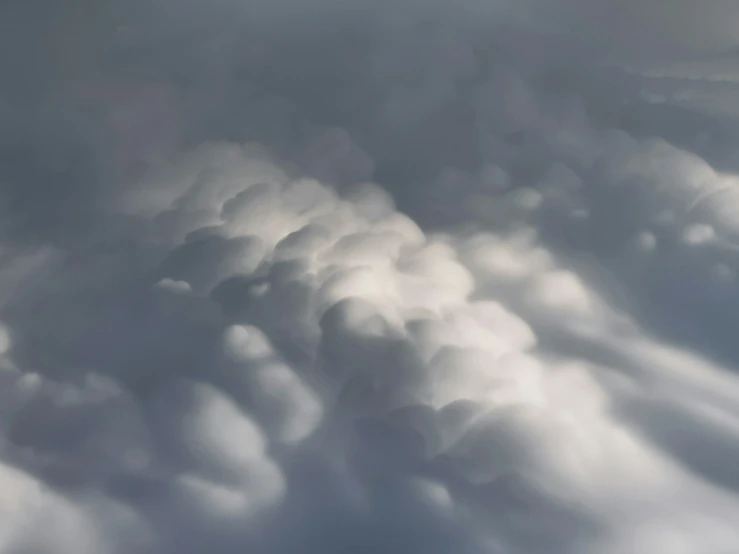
[2,144,726,553]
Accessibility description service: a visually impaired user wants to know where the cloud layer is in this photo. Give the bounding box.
[3,1,739,553]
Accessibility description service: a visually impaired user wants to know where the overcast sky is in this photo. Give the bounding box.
[2,1,739,553]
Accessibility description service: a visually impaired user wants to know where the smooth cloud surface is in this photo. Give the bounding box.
[3,1,739,554]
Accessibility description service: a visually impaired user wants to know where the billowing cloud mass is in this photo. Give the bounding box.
[3,1,739,553]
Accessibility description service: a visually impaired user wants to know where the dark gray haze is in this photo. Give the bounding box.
[2,1,739,553]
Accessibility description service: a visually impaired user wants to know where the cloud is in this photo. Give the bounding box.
[3,142,739,553]
[3,1,739,554]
